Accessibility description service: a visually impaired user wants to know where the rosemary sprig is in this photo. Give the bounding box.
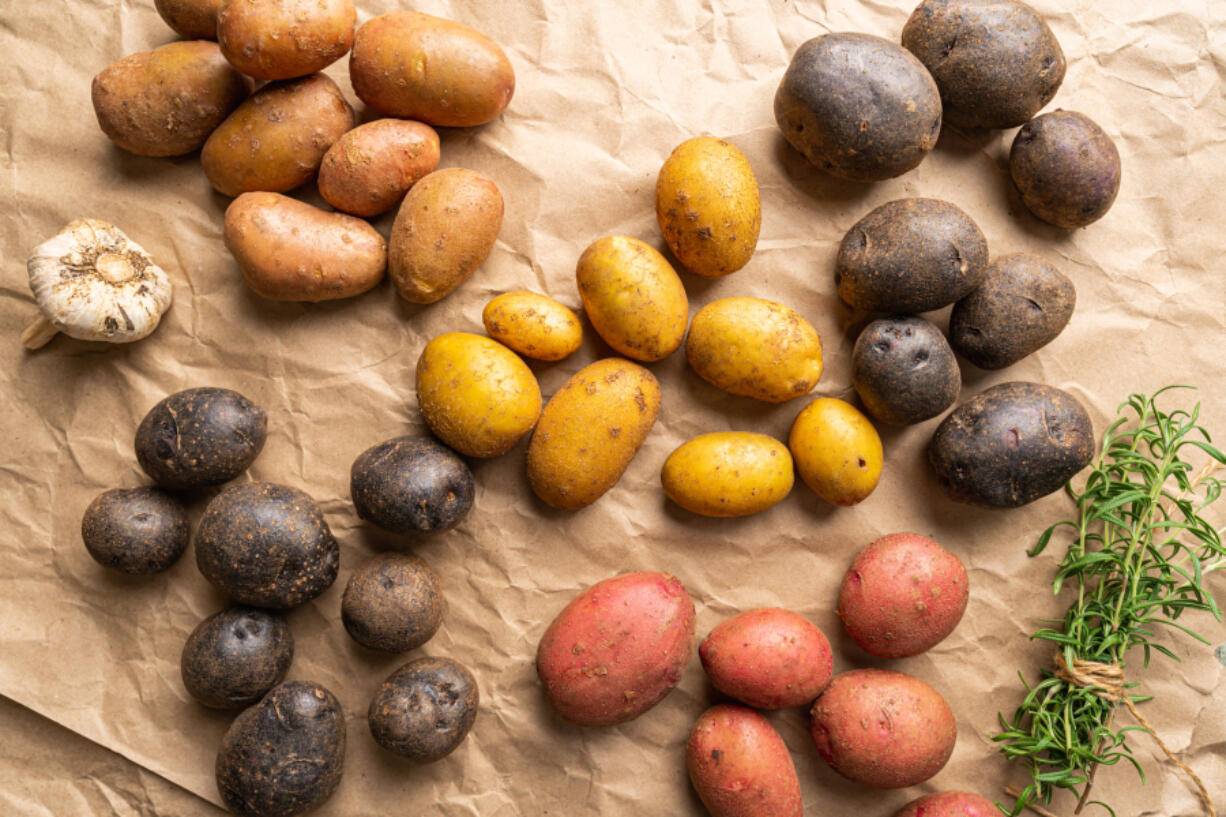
[994,386,1226,817]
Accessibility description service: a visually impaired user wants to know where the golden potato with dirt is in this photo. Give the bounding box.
[217,0,355,81]
[317,119,440,218]
[482,292,582,361]
[661,432,794,518]
[788,398,882,506]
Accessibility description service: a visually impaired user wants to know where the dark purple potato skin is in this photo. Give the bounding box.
[950,253,1076,369]
[181,607,294,709]
[81,487,190,574]
[928,381,1094,507]
[775,33,942,182]
[135,387,267,491]
[216,681,345,817]
[341,552,445,653]
[195,483,339,609]
[1010,110,1122,228]
[836,198,989,313]
[902,0,1066,129]
[853,317,961,426]
[368,657,479,763]
[350,436,474,534]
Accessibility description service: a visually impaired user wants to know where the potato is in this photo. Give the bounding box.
[893,791,998,817]
[135,387,267,490]
[224,192,386,302]
[661,432,794,518]
[902,0,1065,129]
[81,487,190,574]
[482,291,583,361]
[201,73,355,198]
[217,0,355,81]
[852,317,960,426]
[536,571,695,726]
[810,668,956,788]
[928,381,1095,507]
[91,41,247,157]
[686,298,822,403]
[195,483,339,609]
[389,168,504,304]
[775,33,941,182]
[350,436,474,534]
[699,609,833,709]
[349,11,515,127]
[341,553,445,653]
[155,0,224,39]
[576,236,688,362]
[180,607,293,709]
[687,704,803,817]
[836,198,989,313]
[216,681,345,817]
[949,253,1076,370]
[317,119,440,218]
[655,137,761,279]
[526,358,661,510]
[788,398,883,506]
[368,657,479,762]
[1010,110,1122,229]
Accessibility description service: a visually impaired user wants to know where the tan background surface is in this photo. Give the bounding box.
[1,0,1224,815]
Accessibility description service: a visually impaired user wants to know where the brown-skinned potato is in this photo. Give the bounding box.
[687,704,803,817]
[135,387,267,490]
[852,316,961,426]
[1010,110,1122,228]
[217,0,355,81]
[155,0,224,40]
[368,657,479,762]
[341,553,445,653]
[317,119,440,218]
[81,487,191,574]
[181,606,293,709]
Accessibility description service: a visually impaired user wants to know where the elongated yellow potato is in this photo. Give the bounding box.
[788,398,883,506]
[662,432,794,517]
[482,291,582,361]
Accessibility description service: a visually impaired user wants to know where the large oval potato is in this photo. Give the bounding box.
[1010,110,1122,229]
[201,73,355,197]
[576,235,688,362]
[350,11,515,127]
[686,297,822,403]
[318,119,440,217]
[536,571,696,727]
[92,41,248,157]
[699,609,833,710]
[224,192,386,302]
[135,387,267,490]
[852,317,961,426]
[155,0,224,39]
[687,704,803,817]
[788,397,883,506]
[217,0,355,81]
[661,432,794,518]
[482,291,583,361]
[527,358,661,510]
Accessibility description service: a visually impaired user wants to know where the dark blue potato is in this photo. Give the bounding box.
[1010,110,1122,228]
[341,552,445,653]
[216,681,345,817]
[135,387,267,491]
[81,487,190,574]
[181,607,294,709]
[853,317,960,426]
[368,657,479,762]
[350,436,474,534]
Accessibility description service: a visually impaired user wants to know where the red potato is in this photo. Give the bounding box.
[687,704,803,817]
[837,533,968,659]
[893,791,997,817]
[699,609,833,709]
[318,119,441,217]
[536,571,696,727]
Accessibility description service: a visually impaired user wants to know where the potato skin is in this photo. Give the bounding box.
[389,168,504,304]
[350,11,515,127]
[788,398,883,506]
[536,571,696,727]
[949,253,1076,370]
[687,704,803,817]
[686,298,822,403]
[201,73,355,198]
[893,791,998,817]
[224,192,386,302]
[838,533,968,659]
[699,609,833,709]
[810,668,956,788]
[526,358,662,510]
[655,137,761,279]
[181,607,293,709]
[317,119,440,218]
[217,0,355,81]
[155,0,224,39]
[135,387,267,490]
[1010,110,1122,229]
[576,236,688,362]
[341,553,445,653]
[775,33,941,182]
[350,436,474,534]
[368,657,479,762]
[662,432,794,518]
[81,487,190,574]
[482,291,583,361]
[92,41,248,157]
[853,317,961,426]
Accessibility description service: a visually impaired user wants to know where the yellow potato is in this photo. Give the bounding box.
[416,333,541,458]
[656,136,761,279]
[686,297,822,403]
[527,359,661,510]
[661,432,794,517]
[788,398,883,506]
[576,236,688,362]
[483,291,582,362]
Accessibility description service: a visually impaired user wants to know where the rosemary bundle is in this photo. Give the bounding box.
[995,387,1226,817]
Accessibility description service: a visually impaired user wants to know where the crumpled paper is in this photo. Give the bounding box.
[1,0,1224,814]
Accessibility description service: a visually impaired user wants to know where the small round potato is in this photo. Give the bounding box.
[853,317,961,426]
[217,0,355,81]
[155,0,224,39]
[369,657,479,762]
[350,436,474,534]
[482,291,583,361]
[699,609,833,709]
[893,792,998,817]
[686,297,823,403]
[135,387,267,491]
[180,606,293,709]
[788,398,883,506]
[687,705,803,817]
[576,236,689,362]
[661,432,794,518]
[655,137,761,279]
[318,119,441,218]
[81,487,190,574]
[1010,110,1122,229]
[416,332,541,458]
[341,553,445,653]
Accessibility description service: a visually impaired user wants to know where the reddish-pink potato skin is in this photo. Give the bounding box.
[687,705,803,817]
[699,608,833,709]
[837,532,968,659]
[536,571,696,727]
[809,668,956,788]
[893,791,997,817]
